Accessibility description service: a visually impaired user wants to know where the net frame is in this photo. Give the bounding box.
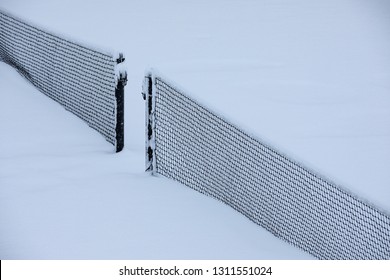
[0,10,126,152]
[144,71,390,260]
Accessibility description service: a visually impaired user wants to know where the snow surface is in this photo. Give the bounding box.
[1,0,389,259]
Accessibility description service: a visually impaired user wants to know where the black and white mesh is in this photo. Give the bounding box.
[0,10,125,151]
[145,72,390,260]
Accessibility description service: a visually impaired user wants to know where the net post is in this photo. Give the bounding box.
[115,69,127,153]
[143,73,156,174]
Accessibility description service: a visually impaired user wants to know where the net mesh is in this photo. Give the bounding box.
[0,10,119,147]
[148,74,390,260]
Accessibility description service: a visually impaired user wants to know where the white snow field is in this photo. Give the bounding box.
[1,0,389,259]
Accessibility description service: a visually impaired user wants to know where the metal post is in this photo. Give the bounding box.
[115,71,126,153]
[144,74,155,173]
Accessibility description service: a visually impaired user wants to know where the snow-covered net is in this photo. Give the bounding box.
[0,10,125,151]
[144,73,390,260]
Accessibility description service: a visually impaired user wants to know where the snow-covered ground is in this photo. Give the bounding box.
[0,63,313,259]
[1,0,389,259]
